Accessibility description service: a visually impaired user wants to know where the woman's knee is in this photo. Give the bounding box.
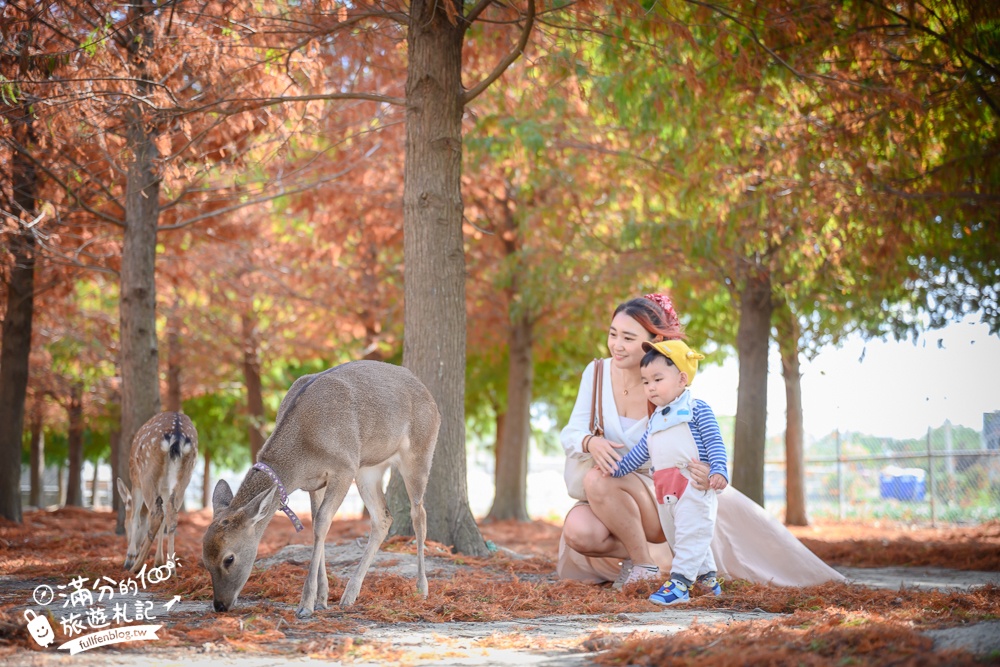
[562,507,605,552]
[582,468,613,502]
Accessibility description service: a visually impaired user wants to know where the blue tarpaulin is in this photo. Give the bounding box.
[879,466,926,501]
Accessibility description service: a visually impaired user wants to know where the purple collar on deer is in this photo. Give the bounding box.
[252,462,304,532]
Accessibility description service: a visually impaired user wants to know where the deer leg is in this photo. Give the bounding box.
[133,497,165,575]
[398,452,431,598]
[154,498,167,568]
[153,489,172,567]
[409,492,428,598]
[308,487,329,609]
[297,475,351,619]
[341,464,392,607]
[162,490,180,567]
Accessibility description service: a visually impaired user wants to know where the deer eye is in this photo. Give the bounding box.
[223,555,235,569]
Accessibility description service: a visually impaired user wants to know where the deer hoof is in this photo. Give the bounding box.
[340,582,360,607]
[295,606,314,619]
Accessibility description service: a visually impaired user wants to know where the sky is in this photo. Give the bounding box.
[692,314,1000,441]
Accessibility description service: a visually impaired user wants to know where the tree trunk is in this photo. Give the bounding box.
[66,384,85,507]
[391,0,487,556]
[58,463,65,506]
[118,0,162,532]
[166,312,182,412]
[494,409,506,470]
[0,224,34,522]
[241,312,265,462]
[0,48,38,523]
[202,449,211,510]
[732,270,772,505]
[29,413,44,508]
[110,425,121,524]
[486,313,533,522]
[90,459,101,508]
[777,303,807,526]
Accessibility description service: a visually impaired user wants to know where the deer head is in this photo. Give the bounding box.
[202,480,277,612]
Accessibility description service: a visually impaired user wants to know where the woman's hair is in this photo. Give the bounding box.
[612,293,684,340]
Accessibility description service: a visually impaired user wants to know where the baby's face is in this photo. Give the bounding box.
[641,355,687,407]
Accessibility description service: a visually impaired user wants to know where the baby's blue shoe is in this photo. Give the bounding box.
[648,579,690,606]
[696,573,723,596]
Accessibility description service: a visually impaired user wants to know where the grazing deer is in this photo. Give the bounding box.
[116,412,198,574]
[202,360,440,618]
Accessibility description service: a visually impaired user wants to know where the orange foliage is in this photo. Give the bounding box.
[2,509,998,663]
[791,520,1000,572]
[593,614,980,667]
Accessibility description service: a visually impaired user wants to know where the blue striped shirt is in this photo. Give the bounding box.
[613,399,729,481]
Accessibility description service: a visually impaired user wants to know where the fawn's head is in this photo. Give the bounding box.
[202,480,277,612]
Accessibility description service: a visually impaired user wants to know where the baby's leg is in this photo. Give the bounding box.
[670,489,717,584]
[655,500,677,553]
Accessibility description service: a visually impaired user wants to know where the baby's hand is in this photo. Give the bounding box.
[709,473,728,492]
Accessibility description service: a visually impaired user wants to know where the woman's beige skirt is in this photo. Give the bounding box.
[557,480,845,587]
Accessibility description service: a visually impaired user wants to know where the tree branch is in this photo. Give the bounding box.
[464,0,495,26]
[868,0,1000,79]
[864,1,1000,117]
[182,92,407,115]
[156,161,365,231]
[683,0,809,82]
[1,137,126,228]
[6,0,82,48]
[876,185,1000,204]
[463,0,536,105]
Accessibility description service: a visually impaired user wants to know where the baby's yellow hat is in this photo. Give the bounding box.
[641,339,705,384]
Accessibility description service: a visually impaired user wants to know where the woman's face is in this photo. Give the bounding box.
[607,312,653,370]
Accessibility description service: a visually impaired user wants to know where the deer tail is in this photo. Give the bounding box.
[166,412,183,459]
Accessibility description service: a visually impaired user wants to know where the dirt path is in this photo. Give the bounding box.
[7,608,780,667]
[5,542,1000,666]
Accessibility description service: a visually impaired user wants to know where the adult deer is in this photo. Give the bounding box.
[202,360,439,618]
[116,412,198,573]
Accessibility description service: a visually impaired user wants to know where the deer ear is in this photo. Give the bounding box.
[246,487,277,527]
[116,478,130,505]
[212,480,234,512]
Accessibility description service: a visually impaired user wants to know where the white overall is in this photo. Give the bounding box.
[647,421,718,583]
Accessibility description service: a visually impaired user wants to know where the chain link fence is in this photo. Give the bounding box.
[763,420,1000,525]
[22,416,1000,526]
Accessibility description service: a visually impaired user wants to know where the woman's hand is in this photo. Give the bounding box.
[687,459,710,491]
[588,436,625,475]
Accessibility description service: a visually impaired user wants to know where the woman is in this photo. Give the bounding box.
[559,293,845,588]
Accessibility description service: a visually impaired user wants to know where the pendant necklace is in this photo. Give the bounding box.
[620,370,641,396]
